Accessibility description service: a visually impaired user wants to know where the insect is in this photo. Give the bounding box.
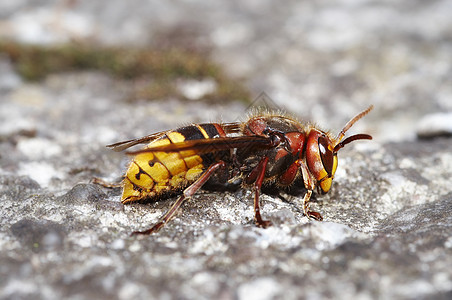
[107,105,373,235]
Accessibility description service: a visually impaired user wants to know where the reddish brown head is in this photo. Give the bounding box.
[306,105,373,193]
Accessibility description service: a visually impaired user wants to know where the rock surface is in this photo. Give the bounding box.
[1,1,451,299]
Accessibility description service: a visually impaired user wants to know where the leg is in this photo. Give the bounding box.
[301,189,322,221]
[91,177,122,188]
[297,160,323,221]
[132,161,226,235]
[252,157,272,228]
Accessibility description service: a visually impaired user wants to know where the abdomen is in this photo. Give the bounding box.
[122,123,226,203]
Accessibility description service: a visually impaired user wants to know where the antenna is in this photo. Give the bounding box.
[335,105,373,145]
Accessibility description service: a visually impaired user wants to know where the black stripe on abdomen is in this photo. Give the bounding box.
[174,125,206,141]
[199,123,222,138]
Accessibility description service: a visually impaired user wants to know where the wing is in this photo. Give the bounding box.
[126,135,274,155]
[107,122,243,152]
[106,131,167,152]
[221,122,242,134]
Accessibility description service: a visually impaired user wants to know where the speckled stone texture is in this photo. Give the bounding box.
[1,1,451,299]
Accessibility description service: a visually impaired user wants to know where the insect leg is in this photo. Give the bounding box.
[91,177,122,188]
[131,161,226,235]
[297,160,323,221]
[253,156,272,228]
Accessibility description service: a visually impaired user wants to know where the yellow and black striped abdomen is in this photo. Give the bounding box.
[122,123,226,203]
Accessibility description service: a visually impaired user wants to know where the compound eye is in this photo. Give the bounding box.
[318,135,334,176]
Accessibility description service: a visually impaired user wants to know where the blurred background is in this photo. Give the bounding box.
[2,0,451,150]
